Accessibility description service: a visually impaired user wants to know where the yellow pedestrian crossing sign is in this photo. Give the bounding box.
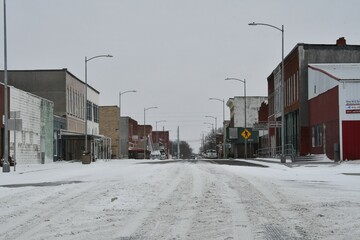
[241,129,251,140]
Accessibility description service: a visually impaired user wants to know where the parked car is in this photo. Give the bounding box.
[205,149,217,159]
[0,156,15,167]
[150,151,161,160]
[160,153,166,160]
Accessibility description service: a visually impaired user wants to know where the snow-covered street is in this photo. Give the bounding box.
[0,159,360,240]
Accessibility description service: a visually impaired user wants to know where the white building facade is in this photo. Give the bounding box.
[10,86,54,164]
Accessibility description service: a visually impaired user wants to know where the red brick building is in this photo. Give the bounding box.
[267,38,360,160]
[120,116,154,159]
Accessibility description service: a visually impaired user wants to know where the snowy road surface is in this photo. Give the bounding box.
[0,159,360,240]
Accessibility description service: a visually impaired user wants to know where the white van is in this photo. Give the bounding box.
[205,149,217,159]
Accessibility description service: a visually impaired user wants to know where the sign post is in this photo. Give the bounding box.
[9,111,22,171]
[241,128,251,159]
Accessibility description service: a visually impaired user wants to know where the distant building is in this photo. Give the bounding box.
[0,69,109,161]
[152,131,170,158]
[120,117,154,159]
[226,96,268,158]
[99,106,120,159]
[256,101,269,150]
[267,38,360,160]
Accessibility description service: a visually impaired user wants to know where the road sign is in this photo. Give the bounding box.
[8,119,22,131]
[241,129,251,140]
[10,111,21,119]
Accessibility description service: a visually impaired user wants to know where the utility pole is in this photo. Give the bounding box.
[177,126,180,159]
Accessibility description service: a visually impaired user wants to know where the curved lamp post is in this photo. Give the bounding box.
[203,122,214,131]
[118,90,137,158]
[249,21,285,163]
[84,54,113,155]
[205,115,217,132]
[155,120,166,131]
[209,98,226,158]
[155,120,166,147]
[225,77,247,159]
[205,115,218,157]
[143,106,157,159]
[119,90,137,117]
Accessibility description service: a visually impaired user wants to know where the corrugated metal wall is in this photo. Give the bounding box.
[342,121,360,160]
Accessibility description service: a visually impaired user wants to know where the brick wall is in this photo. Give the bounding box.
[99,106,120,158]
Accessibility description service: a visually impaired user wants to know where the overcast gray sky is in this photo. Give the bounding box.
[1,0,360,152]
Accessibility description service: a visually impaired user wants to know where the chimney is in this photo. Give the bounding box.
[336,37,346,46]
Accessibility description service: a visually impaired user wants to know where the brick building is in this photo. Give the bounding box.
[120,117,154,159]
[99,106,120,159]
[267,38,360,159]
[152,131,170,158]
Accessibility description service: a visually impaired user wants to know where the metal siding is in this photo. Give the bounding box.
[342,121,360,160]
[10,87,53,164]
[308,87,339,159]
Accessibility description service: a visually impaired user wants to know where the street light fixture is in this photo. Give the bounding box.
[249,21,285,163]
[225,77,247,159]
[209,98,226,158]
[203,122,214,130]
[84,54,113,157]
[119,90,137,117]
[155,120,166,148]
[205,115,217,131]
[144,106,158,159]
[155,120,167,131]
[118,90,137,158]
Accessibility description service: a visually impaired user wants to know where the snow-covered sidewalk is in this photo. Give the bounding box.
[0,159,359,239]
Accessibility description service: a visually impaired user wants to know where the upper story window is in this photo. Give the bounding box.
[93,104,99,123]
[87,100,92,121]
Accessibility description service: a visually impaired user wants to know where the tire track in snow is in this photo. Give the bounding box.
[122,162,205,239]
[114,162,193,238]
[210,165,309,240]
[122,161,255,239]
[0,181,104,240]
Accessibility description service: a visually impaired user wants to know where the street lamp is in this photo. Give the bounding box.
[84,54,113,157]
[203,122,214,131]
[155,120,166,147]
[155,120,166,131]
[249,21,285,163]
[2,0,10,172]
[118,90,137,158]
[119,90,137,117]
[205,115,217,132]
[209,98,226,158]
[225,77,247,159]
[144,106,158,159]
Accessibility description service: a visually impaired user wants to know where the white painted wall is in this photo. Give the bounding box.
[9,87,53,164]
[231,96,268,128]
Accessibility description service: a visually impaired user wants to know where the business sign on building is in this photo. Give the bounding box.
[227,127,259,143]
[228,128,238,139]
[345,99,360,114]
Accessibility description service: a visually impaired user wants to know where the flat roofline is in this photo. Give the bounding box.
[0,68,100,94]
